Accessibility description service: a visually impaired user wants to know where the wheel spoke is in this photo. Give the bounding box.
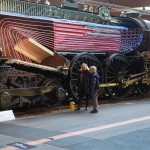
[76,61,81,68]
[137,84,150,96]
[108,78,117,83]
[106,54,132,99]
[112,60,119,72]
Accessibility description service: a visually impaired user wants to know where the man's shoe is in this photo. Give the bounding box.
[90,109,98,113]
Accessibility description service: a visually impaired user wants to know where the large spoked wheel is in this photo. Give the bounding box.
[105,54,132,99]
[137,83,150,96]
[69,52,101,101]
[0,82,11,110]
[42,79,62,107]
[137,61,150,96]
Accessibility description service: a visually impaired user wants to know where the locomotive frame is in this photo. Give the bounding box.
[0,0,150,110]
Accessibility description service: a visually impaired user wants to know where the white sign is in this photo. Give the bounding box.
[0,110,15,122]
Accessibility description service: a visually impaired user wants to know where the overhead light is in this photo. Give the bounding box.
[144,7,150,10]
[133,7,144,10]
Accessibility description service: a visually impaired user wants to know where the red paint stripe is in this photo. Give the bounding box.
[46,116,150,140]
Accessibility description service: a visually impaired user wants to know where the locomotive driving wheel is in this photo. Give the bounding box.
[42,79,62,107]
[137,83,150,96]
[105,54,132,99]
[0,82,11,110]
[137,62,150,96]
[69,52,102,102]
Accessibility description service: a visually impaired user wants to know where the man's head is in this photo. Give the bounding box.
[90,66,97,73]
[81,63,88,72]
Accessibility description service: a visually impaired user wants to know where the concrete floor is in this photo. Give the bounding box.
[0,99,150,150]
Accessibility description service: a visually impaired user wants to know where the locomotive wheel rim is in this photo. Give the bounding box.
[137,83,150,96]
[0,82,11,109]
[42,79,62,107]
[0,92,11,109]
[105,54,132,99]
[69,52,102,102]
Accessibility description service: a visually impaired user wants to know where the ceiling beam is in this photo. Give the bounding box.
[107,0,150,7]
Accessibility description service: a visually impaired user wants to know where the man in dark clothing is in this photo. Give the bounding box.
[89,66,100,113]
[77,63,90,110]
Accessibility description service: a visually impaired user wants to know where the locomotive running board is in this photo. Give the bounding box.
[99,71,150,88]
[6,59,67,75]
[0,86,55,97]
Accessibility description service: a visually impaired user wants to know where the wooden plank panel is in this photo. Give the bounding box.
[14,38,54,63]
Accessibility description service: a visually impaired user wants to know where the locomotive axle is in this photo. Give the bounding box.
[99,71,150,88]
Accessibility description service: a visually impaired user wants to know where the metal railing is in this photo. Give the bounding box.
[0,0,104,23]
[0,0,55,17]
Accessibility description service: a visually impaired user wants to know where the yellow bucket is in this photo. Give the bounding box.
[70,101,75,111]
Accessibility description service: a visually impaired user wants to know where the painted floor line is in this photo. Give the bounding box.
[1,116,150,150]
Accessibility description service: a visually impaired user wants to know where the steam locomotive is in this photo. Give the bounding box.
[0,0,150,110]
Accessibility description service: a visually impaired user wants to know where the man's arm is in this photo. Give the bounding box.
[91,77,96,93]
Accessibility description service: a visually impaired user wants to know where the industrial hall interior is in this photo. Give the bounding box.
[0,0,150,150]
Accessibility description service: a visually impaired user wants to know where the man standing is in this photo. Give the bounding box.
[89,66,100,113]
[77,63,90,110]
